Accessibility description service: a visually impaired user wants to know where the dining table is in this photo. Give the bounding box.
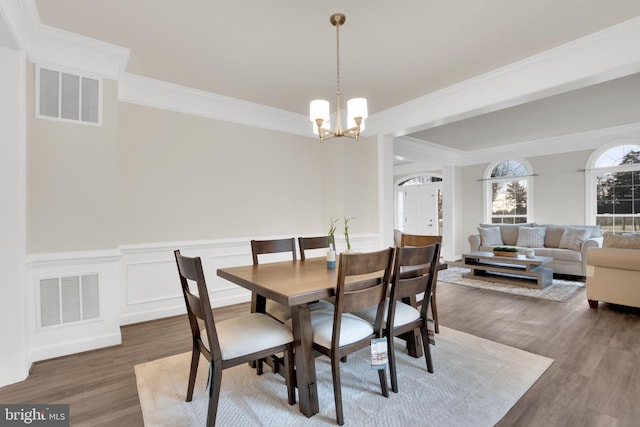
[217,256,335,417]
[216,255,441,417]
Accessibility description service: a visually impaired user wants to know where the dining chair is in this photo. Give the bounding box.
[309,248,394,426]
[251,237,333,374]
[252,237,334,321]
[398,233,443,333]
[174,250,296,427]
[354,244,440,393]
[387,244,440,392]
[298,235,330,260]
[251,238,297,323]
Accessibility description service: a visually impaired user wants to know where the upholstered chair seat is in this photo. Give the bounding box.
[355,300,421,329]
[202,313,293,361]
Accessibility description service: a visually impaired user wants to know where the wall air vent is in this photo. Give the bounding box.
[39,274,100,328]
[36,65,102,126]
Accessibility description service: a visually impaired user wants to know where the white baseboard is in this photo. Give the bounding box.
[29,332,122,363]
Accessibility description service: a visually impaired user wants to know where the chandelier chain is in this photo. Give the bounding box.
[336,19,341,97]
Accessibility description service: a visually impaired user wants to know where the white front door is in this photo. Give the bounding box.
[398,183,440,235]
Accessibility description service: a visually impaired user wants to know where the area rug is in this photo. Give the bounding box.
[135,327,553,426]
[438,267,584,302]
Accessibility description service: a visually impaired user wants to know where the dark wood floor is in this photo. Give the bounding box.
[2,280,640,426]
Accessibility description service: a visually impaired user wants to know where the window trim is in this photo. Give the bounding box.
[483,158,534,224]
[35,64,103,127]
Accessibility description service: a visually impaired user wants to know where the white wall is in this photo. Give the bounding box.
[530,150,592,225]
[0,45,29,386]
[27,65,120,253]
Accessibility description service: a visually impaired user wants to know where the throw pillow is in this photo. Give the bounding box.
[480,223,533,246]
[558,227,592,251]
[516,226,546,248]
[478,227,503,246]
[541,225,565,248]
[603,233,640,249]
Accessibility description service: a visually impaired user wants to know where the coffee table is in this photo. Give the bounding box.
[461,251,553,289]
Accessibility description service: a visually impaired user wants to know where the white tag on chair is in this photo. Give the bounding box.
[370,338,388,370]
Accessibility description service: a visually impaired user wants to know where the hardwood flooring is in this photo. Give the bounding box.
[1,280,639,426]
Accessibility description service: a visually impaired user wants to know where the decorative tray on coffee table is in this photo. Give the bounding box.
[492,247,520,257]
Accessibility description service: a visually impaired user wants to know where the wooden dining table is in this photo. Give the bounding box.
[217,257,336,417]
[216,255,442,417]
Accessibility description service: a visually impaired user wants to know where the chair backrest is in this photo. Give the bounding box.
[388,243,440,330]
[298,236,330,260]
[332,248,394,348]
[174,250,221,362]
[251,238,296,265]
[399,233,442,247]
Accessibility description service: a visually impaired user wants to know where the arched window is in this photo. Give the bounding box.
[399,175,442,186]
[484,160,533,224]
[588,143,640,234]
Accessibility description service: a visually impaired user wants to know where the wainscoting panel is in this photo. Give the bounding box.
[26,250,122,363]
[119,234,381,325]
[119,239,255,325]
[24,234,381,361]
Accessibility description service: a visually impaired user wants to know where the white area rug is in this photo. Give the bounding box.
[438,267,584,302]
[135,327,552,426]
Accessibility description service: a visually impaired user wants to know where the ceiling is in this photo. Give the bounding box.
[33,0,640,153]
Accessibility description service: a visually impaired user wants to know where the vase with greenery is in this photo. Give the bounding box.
[328,217,339,251]
[344,217,355,252]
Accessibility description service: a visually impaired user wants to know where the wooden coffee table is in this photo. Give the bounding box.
[462,251,553,289]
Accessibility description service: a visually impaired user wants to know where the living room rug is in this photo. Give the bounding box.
[135,327,552,427]
[438,267,584,302]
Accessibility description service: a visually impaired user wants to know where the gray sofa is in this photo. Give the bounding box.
[468,223,603,277]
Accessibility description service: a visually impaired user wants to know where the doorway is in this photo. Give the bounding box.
[396,176,442,236]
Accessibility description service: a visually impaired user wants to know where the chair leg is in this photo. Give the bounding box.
[206,362,223,427]
[331,356,344,426]
[420,323,434,373]
[186,348,200,401]
[378,365,389,398]
[285,345,296,405]
[431,292,439,334]
[388,335,399,393]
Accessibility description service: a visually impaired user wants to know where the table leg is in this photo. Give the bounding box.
[251,292,266,314]
[250,293,267,370]
[290,303,319,417]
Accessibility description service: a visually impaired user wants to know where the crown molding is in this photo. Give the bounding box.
[394,122,640,174]
[372,16,640,139]
[0,0,32,49]
[0,0,130,79]
[29,24,130,79]
[458,122,640,166]
[118,72,312,137]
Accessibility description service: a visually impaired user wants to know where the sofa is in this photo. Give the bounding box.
[468,223,603,277]
[586,234,640,309]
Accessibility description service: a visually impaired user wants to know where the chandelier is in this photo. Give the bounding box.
[310,13,367,142]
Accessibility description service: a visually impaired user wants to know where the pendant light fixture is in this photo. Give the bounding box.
[309,13,367,142]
